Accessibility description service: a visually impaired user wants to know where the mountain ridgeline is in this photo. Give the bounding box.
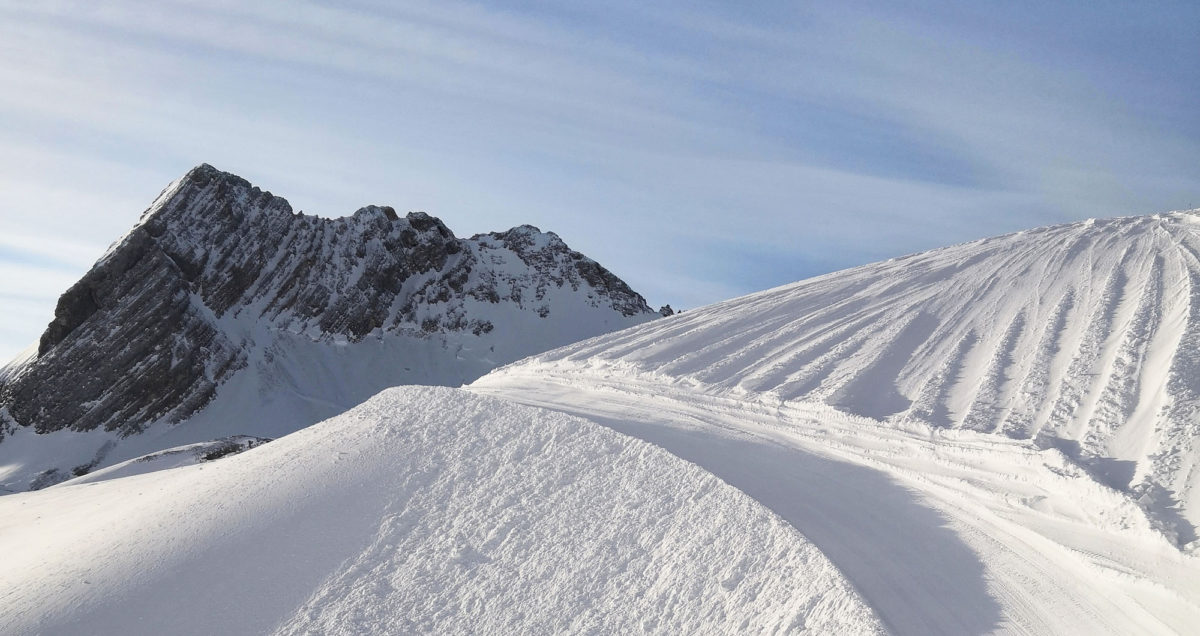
[0,164,657,489]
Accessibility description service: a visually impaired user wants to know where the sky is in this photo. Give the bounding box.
[1,1,1199,362]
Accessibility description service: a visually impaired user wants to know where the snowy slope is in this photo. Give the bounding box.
[474,368,1200,635]
[53,436,269,487]
[0,164,658,492]
[0,386,883,636]
[493,211,1200,539]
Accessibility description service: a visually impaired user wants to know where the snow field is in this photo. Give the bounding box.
[8,207,1200,634]
[474,363,1200,634]
[520,212,1200,536]
[0,386,883,635]
[52,436,269,487]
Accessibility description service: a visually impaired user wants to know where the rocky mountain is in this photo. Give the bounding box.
[0,164,658,491]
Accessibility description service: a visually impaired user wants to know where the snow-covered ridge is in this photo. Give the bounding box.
[53,435,270,487]
[0,164,657,491]
[493,211,1200,539]
[472,366,1200,634]
[0,387,884,635]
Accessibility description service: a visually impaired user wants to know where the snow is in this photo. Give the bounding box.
[473,362,1200,634]
[497,212,1200,539]
[0,386,883,635]
[0,425,120,492]
[461,211,1200,634]
[7,210,1200,633]
[0,163,656,495]
[0,342,35,385]
[53,436,269,487]
[0,273,651,493]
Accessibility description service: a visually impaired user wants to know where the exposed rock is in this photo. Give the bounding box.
[0,164,657,444]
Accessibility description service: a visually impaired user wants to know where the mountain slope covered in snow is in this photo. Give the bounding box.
[498,212,1200,540]
[0,387,883,636]
[6,208,1200,634]
[473,368,1200,634]
[0,164,657,492]
[463,212,1200,634]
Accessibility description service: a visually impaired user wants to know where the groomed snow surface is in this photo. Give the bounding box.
[0,387,882,635]
[465,212,1200,634]
[516,212,1200,542]
[474,366,1200,634]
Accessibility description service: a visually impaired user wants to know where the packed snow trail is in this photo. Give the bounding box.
[473,367,1200,635]
[0,386,883,635]
[513,211,1200,538]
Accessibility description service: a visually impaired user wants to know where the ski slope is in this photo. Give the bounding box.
[465,212,1200,634]
[473,357,1200,634]
[0,386,882,635]
[499,212,1200,541]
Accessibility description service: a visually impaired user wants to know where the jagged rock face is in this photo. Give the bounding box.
[0,164,654,440]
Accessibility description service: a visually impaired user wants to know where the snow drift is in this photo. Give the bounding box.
[0,386,882,635]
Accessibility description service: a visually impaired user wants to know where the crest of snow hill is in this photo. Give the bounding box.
[526,211,1200,542]
[0,164,658,489]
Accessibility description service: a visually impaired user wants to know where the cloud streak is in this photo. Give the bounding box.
[0,0,1197,360]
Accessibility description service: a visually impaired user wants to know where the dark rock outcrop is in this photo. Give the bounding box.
[0,164,656,440]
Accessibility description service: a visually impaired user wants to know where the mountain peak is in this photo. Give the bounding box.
[351,205,399,223]
[0,166,658,491]
[182,162,246,186]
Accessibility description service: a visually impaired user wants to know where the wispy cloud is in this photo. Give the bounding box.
[0,0,1197,360]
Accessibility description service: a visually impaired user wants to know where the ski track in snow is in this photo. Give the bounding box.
[473,367,1200,635]
[0,387,883,636]
[514,212,1200,541]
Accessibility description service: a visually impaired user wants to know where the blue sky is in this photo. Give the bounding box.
[2,1,1198,361]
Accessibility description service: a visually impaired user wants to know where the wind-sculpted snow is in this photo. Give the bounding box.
[0,387,883,635]
[0,164,655,491]
[509,212,1200,540]
[474,356,1200,634]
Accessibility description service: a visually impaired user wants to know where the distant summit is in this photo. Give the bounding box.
[0,164,658,490]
